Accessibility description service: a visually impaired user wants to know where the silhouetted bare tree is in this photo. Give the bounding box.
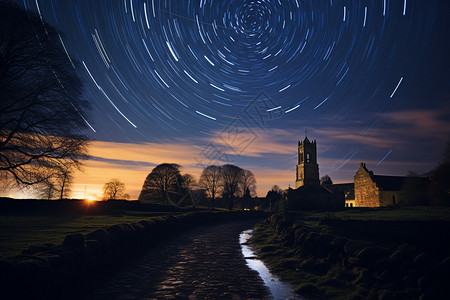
[320,174,333,185]
[241,169,257,197]
[442,136,450,165]
[0,1,90,187]
[40,180,56,200]
[103,179,126,200]
[139,163,181,204]
[199,165,222,208]
[221,164,244,210]
[432,135,450,196]
[56,168,73,199]
[266,185,283,212]
[39,166,73,199]
[180,174,197,192]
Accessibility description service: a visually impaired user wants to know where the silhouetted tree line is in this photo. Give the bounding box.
[0,1,90,198]
[138,163,257,210]
[320,174,333,185]
[432,136,450,200]
[103,178,130,200]
[266,185,283,212]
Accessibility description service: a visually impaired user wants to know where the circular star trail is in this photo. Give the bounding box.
[18,0,449,142]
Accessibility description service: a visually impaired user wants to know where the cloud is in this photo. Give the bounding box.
[70,108,449,200]
[249,167,294,194]
[72,140,203,199]
[86,140,202,167]
[209,127,298,157]
[381,109,450,141]
[315,109,450,151]
[308,108,450,181]
[71,136,299,199]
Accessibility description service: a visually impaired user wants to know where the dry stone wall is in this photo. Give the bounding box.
[0,211,266,300]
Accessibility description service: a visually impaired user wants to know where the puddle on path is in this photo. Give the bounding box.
[240,229,304,300]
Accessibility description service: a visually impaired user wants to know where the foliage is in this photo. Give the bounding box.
[266,185,283,212]
[180,173,197,192]
[140,163,258,209]
[0,1,90,187]
[241,169,257,197]
[38,167,73,199]
[221,164,244,210]
[103,179,126,200]
[441,135,450,165]
[40,180,56,200]
[432,135,450,195]
[56,169,73,199]
[139,163,181,204]
[198,164,258,209]
[320,174,333,185]
[199,165,223,208]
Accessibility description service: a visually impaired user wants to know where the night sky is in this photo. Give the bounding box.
[9,0,450,199]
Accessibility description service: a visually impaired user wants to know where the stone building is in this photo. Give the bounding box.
[288,136,344,211]
[287,137,446,210]
[295,137,320,188]
[354,163,435,207]
[323,183,355,207]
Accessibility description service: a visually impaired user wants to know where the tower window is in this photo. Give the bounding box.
[306,153,310,162]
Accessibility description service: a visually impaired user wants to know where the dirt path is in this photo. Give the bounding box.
[81,219,271,299]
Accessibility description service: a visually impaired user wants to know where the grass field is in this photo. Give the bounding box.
[288,206,450,223]
[0,208,179,258]
[0,197,237,259]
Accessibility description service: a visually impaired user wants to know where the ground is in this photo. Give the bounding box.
[0,207,179,258]
[79,219,270,299]
[249,206,450,299]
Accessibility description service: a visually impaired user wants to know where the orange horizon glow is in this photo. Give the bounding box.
[2,115,443,200]
[70,138,296,199]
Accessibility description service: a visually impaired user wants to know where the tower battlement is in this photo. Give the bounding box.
[295,136,320,188]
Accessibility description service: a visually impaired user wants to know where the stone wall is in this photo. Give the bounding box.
[354,163,380,207]
[0,211,267,300]
[260,214,450,299]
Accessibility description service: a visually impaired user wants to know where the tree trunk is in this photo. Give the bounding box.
[59,174,66,200]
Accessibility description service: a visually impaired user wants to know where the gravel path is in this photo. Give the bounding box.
[82,219,271,299]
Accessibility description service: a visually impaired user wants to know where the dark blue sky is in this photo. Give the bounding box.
[13,0,450,197]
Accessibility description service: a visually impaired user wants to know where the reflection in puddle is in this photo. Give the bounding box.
[240,229,304,300]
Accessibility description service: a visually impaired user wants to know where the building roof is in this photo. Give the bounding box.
[323,183,355,200]
[324,183,354,193]
[372,175,430,191]
[372,175,405,191]
[290,184,332,195]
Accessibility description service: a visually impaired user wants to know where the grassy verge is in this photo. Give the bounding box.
[286,206,450,224]
[250,220,358,299]
[0,208,179,258]
[249,207,450,299]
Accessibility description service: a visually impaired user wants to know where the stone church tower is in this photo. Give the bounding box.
[295,136,320,188]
